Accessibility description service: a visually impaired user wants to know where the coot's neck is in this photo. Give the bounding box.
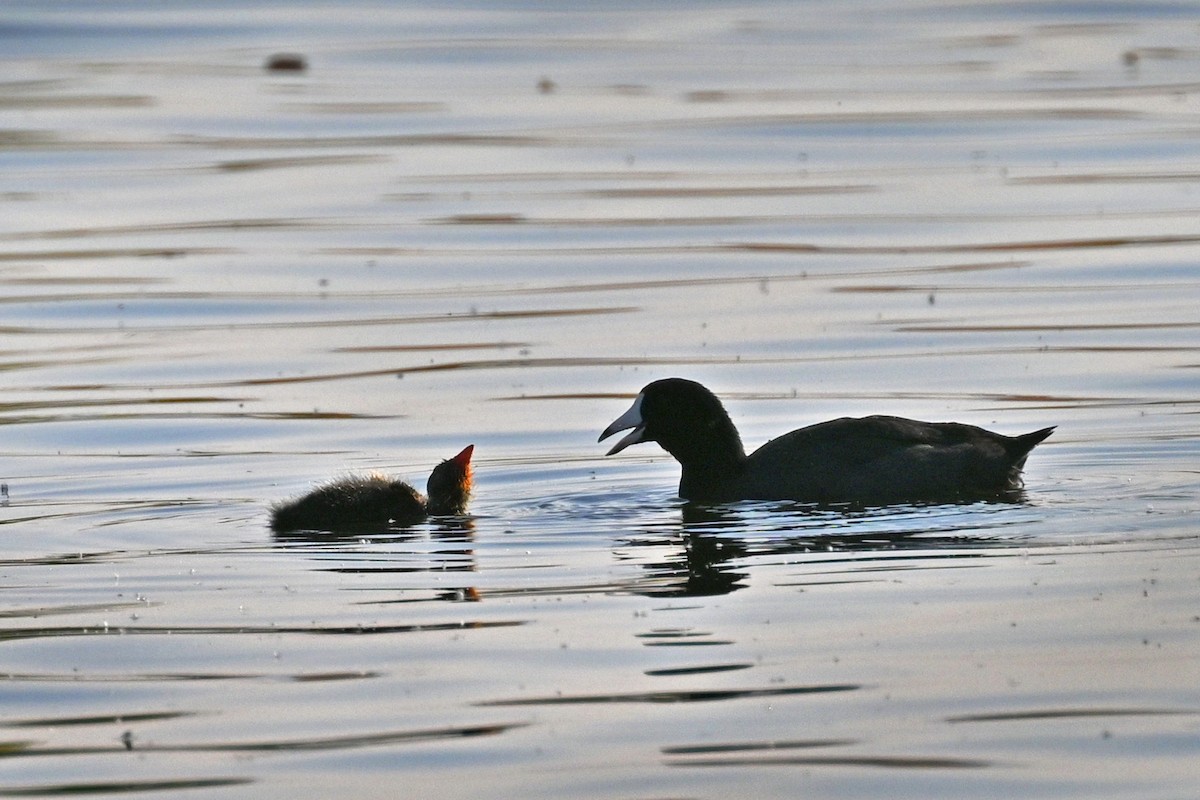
[664,423,747,502]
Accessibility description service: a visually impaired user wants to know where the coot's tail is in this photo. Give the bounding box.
[1008,426,1055,467]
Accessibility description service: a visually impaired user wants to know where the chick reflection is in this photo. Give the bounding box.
[273,517,481,603]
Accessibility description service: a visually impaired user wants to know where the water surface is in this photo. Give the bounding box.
[1,2,1198,798]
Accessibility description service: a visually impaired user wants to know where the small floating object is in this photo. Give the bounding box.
[264,53,308,73]
[600,378,1054,505]
[270,445,473,532]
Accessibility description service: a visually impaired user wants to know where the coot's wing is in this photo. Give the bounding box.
[743,416,1043,502]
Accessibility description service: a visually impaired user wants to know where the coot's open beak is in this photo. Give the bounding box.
[598,394,646,456]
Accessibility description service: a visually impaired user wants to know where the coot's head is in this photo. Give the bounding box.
[425,445,474,515]
[599,378,745,467]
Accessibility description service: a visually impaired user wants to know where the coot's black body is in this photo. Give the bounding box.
[270,445,474,532]
[600,379,1053,505]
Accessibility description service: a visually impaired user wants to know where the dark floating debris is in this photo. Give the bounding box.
[265,53,308,73]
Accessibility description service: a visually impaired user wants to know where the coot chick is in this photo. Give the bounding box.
[599,379,1053,505]
[270,445,473,532]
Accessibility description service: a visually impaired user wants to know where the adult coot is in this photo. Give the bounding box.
[270,445,473,532]
[599,379,1053,505]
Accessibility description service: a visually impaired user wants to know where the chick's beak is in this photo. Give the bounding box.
[452,444,474,487]
[598,394,647,456]
[451,445,474,469]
